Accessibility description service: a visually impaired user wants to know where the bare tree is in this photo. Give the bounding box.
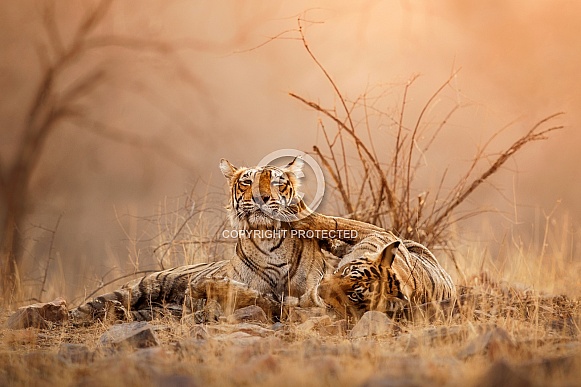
[0,0,207,301]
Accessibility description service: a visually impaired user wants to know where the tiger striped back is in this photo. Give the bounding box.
[400,239,456,304]
[70,261,229,322]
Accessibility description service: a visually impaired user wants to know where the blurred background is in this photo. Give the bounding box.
[1,0,579,303]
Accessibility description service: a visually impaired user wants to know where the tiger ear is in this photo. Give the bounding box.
[283,156,304,177]
[378,240,401,268]
[219,159,238,180]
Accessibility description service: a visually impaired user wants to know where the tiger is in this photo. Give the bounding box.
[69,261,281,323]
[313,230,457,320]
[217,158,400,309]
[70,157,380,323]
[69,157,453,324]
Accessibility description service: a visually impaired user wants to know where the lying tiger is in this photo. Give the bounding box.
[70,157,381,322]
[70,157,455,323]
[314,233,457,320]
[69,261,278,323]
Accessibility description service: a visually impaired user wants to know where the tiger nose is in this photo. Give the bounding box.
[254,193,270,204]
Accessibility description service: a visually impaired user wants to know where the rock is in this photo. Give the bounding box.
[286,307,327,323]
[227,305,268,324]
[205,323,272,338]
[6,298,68,329]
[214,331,263,347]
[296,315,345,336]
[58,343,94,363]
[271,322,284,331]
[475,360,532,387]
[99,321,159,349]
[235,323,272,337]
[457,327,519,360]
[155,374,199,387]
[296,318,317,332]
[7,308,48,329]
[349,311,393,338]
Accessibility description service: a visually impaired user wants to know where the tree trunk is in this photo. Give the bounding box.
[1,180,25,303]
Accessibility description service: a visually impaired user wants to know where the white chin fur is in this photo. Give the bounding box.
[231,212,281,230]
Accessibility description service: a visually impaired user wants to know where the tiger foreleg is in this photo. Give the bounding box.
[292,211,387,244]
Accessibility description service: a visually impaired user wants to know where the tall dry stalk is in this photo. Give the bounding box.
[69,190,232,308]
[151,189,233,270]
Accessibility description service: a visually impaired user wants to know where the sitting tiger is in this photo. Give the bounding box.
[69,157,455,324]
[70,157,381,323]
[313,229,457,320]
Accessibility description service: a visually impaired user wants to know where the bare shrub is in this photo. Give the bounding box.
[69,190,232,309]
[290,21,564,273]
[150,191,233,270]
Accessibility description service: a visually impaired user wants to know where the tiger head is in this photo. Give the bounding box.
[317,240,409,319]
[220,158,306,229]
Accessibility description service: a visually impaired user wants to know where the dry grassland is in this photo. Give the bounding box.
[1,267,580,387]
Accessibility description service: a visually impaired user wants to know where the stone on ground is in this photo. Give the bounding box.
[227,305,268,324]
[349,311,393,338]
[6,298,68,329]
[99,321,160,349]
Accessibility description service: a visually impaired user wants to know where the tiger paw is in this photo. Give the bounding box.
[282,296,299,307]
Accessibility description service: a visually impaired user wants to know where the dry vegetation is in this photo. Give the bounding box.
[1,266,580,386]
[2,7,580,387]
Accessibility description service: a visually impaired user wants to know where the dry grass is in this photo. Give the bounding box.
[1,266,580,387]
[1,195,580,386]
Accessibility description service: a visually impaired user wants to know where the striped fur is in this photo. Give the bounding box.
[316,232,456,319]
[71,158,332,322]
[218,158,331,305]
[70,261,230,322]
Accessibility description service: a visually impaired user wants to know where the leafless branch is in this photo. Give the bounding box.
[431,114,564,229]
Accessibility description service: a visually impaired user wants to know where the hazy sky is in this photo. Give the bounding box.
[1,1,579,298]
